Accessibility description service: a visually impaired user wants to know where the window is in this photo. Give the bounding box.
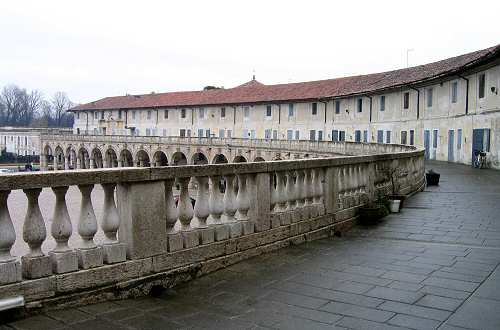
[288,104,294,117]
[205,129,211,138]
[451,82,458,103]
[273,130,278,140]
[335,100,340,114]
[432,129,438,148]
[77,112,80,120]
[242,129,249,139]
[227,130,232,138]
[457,129,462,150]
[309,130,316,141]
[363,130,368,143]
[266,105,272,117]
[198,129,204,137]
[357,98,363,113]
[221,107,226,118]
[426,88,433,107]
[76,128,80,135]
[181,109,186,118]
[354,130,361,142]
[146,128,151,136]
[163,129,167,136]
[94,112,98,119]
[377,130,384,143]
[100,111,104,120]
[187,129,191,137]
[380,96,385,111]
[244,106,250,118]
[386,131,391,144]
[180,129,186,137]
[164,109,169,119]
[295,130,300,140]
[339,131,346,142]
[199,108,205,119]
[318,131,323,141]
[265,129,272,139]
[287,130,293,140]
[311,102,317,115]
[478,73,485,99]
[332,129,339,142]
[219,129,225,138]
[147,110,152,120]
[409,130,415,146]
[401,131,408,145]
[403,92,410,109]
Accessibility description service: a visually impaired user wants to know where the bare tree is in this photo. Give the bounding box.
[24,90,43,125]
[51,91,72,126]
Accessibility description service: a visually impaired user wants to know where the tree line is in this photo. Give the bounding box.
[0,84,74,127]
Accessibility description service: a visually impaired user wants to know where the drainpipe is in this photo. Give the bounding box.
[0,296,24,311]
[409,86,420,119]
[458,75,469,115]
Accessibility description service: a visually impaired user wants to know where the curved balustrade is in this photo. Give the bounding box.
[0,145,425,309]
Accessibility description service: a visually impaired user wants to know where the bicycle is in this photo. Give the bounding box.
[473,150,487,169]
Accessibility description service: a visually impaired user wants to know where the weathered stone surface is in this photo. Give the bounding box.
[212,224,229,241]
[22,255,52,279]
[77,247,103,269]
[228,222,242,238]
[0,260,21,284]
[102,243,127,264]
[241,221,255,235]
[199,227,215,245]
[182,230,200,248]
[49,251,78,274]
[167,232,183,252]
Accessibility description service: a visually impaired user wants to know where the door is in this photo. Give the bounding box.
[448,130,455,162]
[472,129,484,163]
[309,130,316,141]
[339,131,346,142]
[424,130,430,160]
[332,130,339,142]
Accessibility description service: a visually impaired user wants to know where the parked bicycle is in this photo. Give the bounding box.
[473,149,487,169]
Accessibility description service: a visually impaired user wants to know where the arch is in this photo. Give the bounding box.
[191,152,208,165]
[91,148,104,168]
[136,150,151,167]
[105,148,118,168]
[253,156,265,162]
[119,149,134,167]
[212,154,228,164]
[233,155,247,163]
[172,151,188,166]
[78,147,90,169]
[54,146,65,170]
[153,150,169,167]
[66,147,77,169]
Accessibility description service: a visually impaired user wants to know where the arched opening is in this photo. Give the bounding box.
[153,151,169,167]
[191,152,208,165]
[212,154,228,164]
[54,146,64,170]
[78,147,90,169]
[253,156,265,162]
[43,145,54,170]
[172,152,187,166]
[105,148,118,168]
[91,148,104,168]
[136,150,151,167]
[66,147,77,169]
[119,149,134,167]
[233,155,247,163]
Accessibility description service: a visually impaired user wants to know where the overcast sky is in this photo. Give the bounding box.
[1,0,499,104]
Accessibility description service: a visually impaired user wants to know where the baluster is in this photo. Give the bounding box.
[236,173,254,234]
[101,183,126,263]
[194,176,210,227]
[295,170,305,209]
[276,171,287,212]
[270,173,278,212]
[305,169,314,206]
[0,190,21,284]
[165,179,182,251]
[314,168,325,215]
[22,188,51,278]
[77,184,103,269]
[209,176,224,224]
[223,174,242,237]
[337,167,345,209]
[286,171,296,211]
[49,186,78,273]
[178,177,199,247]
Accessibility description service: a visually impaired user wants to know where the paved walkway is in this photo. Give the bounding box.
[6,161,500,330]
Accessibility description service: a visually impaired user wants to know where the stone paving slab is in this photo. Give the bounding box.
[5,161,500,329]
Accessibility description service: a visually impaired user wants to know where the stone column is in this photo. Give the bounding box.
[21,188,51,279]
[0,190,21,284]
[250,172,271,232]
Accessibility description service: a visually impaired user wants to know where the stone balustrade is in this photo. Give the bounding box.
[0,147,425,309]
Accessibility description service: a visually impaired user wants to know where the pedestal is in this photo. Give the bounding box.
[77,247,103,269]
[167,232,184,252]
[49,250,78,274]
[21,255,52,279]
[102,243,127,264]
[0,260,21,284]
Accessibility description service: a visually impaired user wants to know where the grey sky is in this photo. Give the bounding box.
[1,0,499,104]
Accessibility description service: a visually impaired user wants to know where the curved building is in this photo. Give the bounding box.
[70,44,500,169]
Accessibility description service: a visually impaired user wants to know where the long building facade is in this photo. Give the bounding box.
[70,44,500,169]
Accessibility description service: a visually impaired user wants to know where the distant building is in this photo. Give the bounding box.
[0,127,71,156]
[69,44,500,168]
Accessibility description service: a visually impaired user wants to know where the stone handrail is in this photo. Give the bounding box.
[0,147,425,309]
[40,133,415,156]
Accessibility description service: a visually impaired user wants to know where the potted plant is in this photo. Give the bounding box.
[426,169,440,186]
[382,166,406,213]
[359,192,390,224]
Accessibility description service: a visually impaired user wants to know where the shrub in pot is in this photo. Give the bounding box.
[359,194,389,224]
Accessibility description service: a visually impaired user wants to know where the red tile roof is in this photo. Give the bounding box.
[71,44,500,111]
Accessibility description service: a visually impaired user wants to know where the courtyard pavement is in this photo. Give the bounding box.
[6,161,500,330]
